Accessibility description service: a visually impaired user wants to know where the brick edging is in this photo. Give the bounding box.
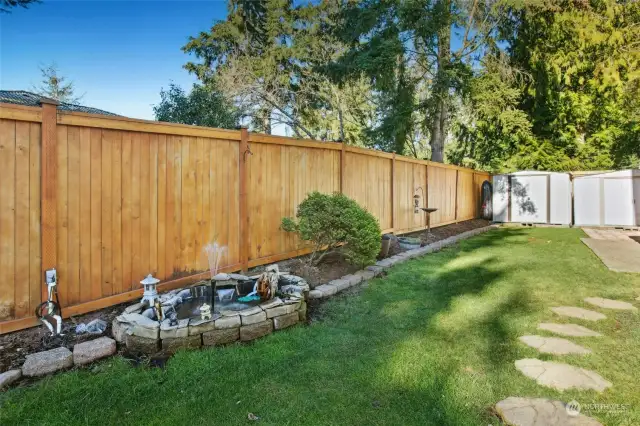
[308,225,500,300]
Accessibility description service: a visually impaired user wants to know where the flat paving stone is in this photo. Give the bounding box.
[538,323,602,337]
[495,397,603,426]
[581,238,640,273]
[519,335,591,355]
[551,306,606,321]
[584,297,637,311]
[515,358,611,392]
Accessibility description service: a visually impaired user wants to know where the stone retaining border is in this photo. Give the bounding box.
[308,225,499,300]
[117,298,307,354]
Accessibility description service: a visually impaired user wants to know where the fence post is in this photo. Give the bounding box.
[239,128,249,272]
[340,141,346,193]
[391,153,395,232]
[40,98,59,303]
[454,169,459,222]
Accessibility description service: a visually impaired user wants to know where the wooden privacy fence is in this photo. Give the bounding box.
[0,101,490,334]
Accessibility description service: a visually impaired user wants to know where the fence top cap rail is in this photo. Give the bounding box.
[56,109,243,140]
[248,132,343,150]
[0,102,44,122]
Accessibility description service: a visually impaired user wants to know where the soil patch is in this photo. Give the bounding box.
[0,304,124,372]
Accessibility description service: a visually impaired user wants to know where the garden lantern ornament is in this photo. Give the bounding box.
[140,274,160,306]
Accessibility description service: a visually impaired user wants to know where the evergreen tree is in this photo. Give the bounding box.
[153,83,241,129]
[501,0,640,170]
[32,63,83,104]
[330,0,503,159]
[0,0,39,13]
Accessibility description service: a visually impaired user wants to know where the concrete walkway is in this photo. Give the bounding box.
[581,238,640,273]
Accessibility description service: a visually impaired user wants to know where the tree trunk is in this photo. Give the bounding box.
[429,0,451,163]
[264,111,272,135]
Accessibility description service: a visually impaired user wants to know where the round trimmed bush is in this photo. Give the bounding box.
[281,192,381,267]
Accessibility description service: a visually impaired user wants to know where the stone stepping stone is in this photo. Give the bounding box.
[515,358,611,392]
[551,306,606,321]
[584,297,637,311]
[495,397,603,426]
[519,335,591,355]
[538,323,602,337]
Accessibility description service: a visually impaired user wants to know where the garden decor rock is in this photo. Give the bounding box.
[495,397,603,426]
[515,359,611,392]
[0,369,22,388]
[518,335,591,355]
[537,323,602,337]
[551,307,606,321]
[584,297,637,311]
[22,347,73,377]
[73,337,116,365]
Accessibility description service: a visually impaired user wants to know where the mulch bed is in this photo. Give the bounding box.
[0,219,490,373]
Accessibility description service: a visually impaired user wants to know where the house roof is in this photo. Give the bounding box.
[0,90,119,116]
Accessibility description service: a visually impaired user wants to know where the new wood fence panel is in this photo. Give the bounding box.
[427,166,458,226]
[246,143,340,263]
[344,152,393,231]
[394,160,428,233]
[0,105,488,334]
[0,117,42,328]
[457,170,475,221]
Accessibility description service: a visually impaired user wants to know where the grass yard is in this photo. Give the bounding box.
[1,228,639,425]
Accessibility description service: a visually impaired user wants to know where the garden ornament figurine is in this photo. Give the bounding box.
[200,303,212,321]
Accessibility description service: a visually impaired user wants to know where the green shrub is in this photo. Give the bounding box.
[281,191,381,267]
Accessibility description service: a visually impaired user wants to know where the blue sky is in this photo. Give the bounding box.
[1,0,228,119]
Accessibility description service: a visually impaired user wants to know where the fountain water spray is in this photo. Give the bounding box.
[203,242,226,279]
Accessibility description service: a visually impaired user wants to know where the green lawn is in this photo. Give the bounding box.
[2,228,639,425]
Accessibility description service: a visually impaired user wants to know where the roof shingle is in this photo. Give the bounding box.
[0,90,119,116]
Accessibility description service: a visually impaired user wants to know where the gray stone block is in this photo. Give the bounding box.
[298,302,307,322]
[188,319,215,335]
[161,334,202,354]
[375,259,393,268]
[73,337,116,366]
[214,315,241,329]
[328,279,350,291]
[315,284,337,297]
[240,320,273,341]
[342,274,362,286]
[259,298,283,310]
[238,306,263,316]
[265,304,297,319]
[202,328,239,346]
[365,265,385,276]
[112,319,131,343]
[124,302,146,314]
[0,369,21,388]
[353,270,375,281]
[125,334,160,354]
[273,312,299,330]
[241,311,267,325]
[22,347,73,377]
[132,324,160,340]
[308,289,323,299]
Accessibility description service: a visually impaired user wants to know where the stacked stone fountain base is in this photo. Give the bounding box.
[113,275,309,354]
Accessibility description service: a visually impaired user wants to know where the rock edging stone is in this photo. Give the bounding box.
[308,225,498,300]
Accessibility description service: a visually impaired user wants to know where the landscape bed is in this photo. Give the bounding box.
[0,219,490,372]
